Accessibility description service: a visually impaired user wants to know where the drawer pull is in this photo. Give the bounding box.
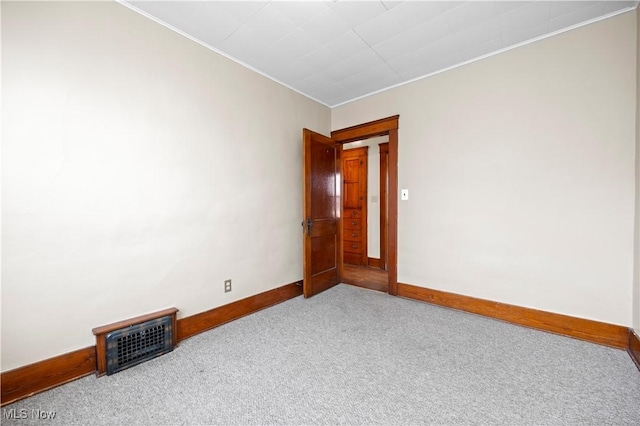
[352,221,357,225]
[352,245,358,249]
[352,233,357,237]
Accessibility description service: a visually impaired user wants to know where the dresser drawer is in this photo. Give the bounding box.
[344,209,361,219]
[344,229,362,241]
[344,218,361,230]
[345,241,363,254]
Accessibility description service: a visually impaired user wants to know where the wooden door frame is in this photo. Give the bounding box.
[379,142,389,271]
[331,115,399,296]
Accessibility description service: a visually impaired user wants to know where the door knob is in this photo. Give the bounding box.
[302,219,313,235]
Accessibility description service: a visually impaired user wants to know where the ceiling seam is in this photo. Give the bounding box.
[351,27,403,81]
[220,1,271,43]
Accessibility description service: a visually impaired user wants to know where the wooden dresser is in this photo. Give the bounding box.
[344,209,365,265]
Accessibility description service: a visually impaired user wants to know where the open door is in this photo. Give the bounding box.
[302,129,342,298]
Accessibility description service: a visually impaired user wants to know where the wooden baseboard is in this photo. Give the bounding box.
[367,257,380,268]
[177,281,303,341]
[1,346,96,407]
[1,281,303,406]
[3,280,631,407]
[629,329,640,371]
[397,282,628,349]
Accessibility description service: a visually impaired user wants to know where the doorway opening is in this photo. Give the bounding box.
[341,138,389,293]
[331,115,399,296]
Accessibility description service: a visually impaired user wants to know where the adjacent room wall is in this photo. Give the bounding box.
[333,11,637,326]
[1,2,330,371]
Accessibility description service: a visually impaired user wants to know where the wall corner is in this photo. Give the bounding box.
[633,5,640,332]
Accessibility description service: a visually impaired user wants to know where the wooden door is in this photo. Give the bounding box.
[302,129,342,298]
[342,147,368,266]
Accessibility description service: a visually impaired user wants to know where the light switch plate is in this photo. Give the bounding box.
[401,189,409,200]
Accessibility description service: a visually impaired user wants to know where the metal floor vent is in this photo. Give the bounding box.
[105,315,174,375]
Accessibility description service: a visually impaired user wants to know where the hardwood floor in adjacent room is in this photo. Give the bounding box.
[342,264,388,293]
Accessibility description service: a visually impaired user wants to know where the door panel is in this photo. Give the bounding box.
[310,140,337,219]
[343,157,360,181]
[303,129,342,298]
[310,234,336,275]
[343,182,361,209]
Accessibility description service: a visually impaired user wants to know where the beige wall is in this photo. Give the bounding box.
[635,6,640,332]
[333,11,637,326]
[1,2,330,371]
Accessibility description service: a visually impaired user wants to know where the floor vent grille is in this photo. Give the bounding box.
[106,316,173,375]
[93,308,178,377]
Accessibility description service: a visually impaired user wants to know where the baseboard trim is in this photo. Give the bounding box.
[397,282,628,349]
[4,280,630,406]
[1,346,96,407]
[367,257,380,268]
[629,329,640,371]
[177,281,303,341]
[1,281,303,406]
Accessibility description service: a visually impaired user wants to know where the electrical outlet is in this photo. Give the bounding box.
[224,279,232,293]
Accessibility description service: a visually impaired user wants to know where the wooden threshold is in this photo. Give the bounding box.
[1,346,96,407]
[342,264,388,293]
[629,329,640,371]
[397,282,628,349]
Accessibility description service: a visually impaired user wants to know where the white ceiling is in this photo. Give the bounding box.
[122,1,638,107]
